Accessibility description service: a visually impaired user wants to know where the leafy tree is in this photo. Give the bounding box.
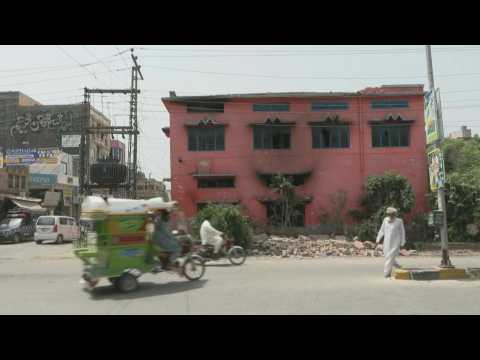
[351,172,415,241]
[441,138,480,242]
[192,203,252,248]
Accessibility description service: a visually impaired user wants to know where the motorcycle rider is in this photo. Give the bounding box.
[147,209,182,270]
[200,219,225,255]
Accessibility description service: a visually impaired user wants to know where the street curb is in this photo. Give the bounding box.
[394,267,474,280]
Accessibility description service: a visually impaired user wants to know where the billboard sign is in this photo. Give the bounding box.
[428,148,446,192]
[5,148,60,166]
[35,148,60,164]
[5,148,36,166]
[424,90,440,145]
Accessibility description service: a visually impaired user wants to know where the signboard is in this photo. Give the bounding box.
[35,148,60,164]
[62,135,81,148]
[428,148,446,192]
[428,210,444,227]
[6,148,36,165]
[424,90,440,145]
[29,173,57,187]
[5,148,60,166]
[43,191,61,208]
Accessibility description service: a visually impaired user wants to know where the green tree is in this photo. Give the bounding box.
[351,172,415,241]
[192,204,252,248]
[441,138,480,242]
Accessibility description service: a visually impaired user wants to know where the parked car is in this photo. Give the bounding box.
[35,216,80,244]
[0,214,36,244]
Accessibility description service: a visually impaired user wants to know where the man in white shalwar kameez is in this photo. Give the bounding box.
[200,220,225,254]
[376,207,406,278]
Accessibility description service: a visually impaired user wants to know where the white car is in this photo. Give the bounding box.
[35,216,80,244]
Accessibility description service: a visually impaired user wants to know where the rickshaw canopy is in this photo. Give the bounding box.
[81,196,177,219]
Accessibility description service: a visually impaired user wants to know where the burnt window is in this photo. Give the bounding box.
[259,174,309,187]
[188,126,225,151]
[187,102,224,113]
[371,100,409,109]
[197,178,235,188]
[253,103,290,112]
[312,102,349,111]
[371,125,410,147]
[253,126,291,149]
[8,174,14,189]
[20,176,26,190]
[312,126,350,148]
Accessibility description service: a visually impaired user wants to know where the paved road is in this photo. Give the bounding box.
[1,241,480,314]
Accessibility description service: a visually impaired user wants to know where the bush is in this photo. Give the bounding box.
[348,172,416,242]
[445,174,480,242]
[361,172,415,216]
[191,203,252,248]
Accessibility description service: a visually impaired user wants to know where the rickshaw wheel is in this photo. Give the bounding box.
[183,255,205,281]
[115,273,139,293]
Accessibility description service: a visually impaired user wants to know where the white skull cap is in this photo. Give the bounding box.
[386,207,397,215]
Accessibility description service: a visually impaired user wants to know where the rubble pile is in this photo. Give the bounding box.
[248,234,386,258]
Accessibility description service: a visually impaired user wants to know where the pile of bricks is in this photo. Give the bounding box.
[248,234,385,258]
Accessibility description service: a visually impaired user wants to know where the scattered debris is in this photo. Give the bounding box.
[248,234,384,258]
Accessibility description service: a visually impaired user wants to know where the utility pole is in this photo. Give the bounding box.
[79,49,143,200]
[425,45,452,268]
[128,48,143,199]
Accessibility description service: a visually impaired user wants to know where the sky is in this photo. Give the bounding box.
[1,45,480,183]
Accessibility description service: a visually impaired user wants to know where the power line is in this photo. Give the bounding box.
[142,65,480,80]
[136,46,480,55]
[0,68,129,88]
[56,46,122,89]
[82,45,127,87]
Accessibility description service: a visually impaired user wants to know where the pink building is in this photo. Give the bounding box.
[162,85,428,226]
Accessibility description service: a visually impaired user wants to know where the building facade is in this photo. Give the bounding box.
[135,172,167,200]
[162,85,429,226]
[0,166,29,197]
[0,91,113,215]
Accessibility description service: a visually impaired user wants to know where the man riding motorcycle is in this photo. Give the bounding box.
[146,209,182,270]
[200,219,225,255]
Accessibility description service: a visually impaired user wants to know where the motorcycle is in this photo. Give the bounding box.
[193,234,247,266]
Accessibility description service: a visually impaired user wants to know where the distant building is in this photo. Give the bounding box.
[0,91,114,215]
[136,172,167,200]
[449,126,472,139]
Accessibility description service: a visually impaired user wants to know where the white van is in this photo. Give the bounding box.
[35,216,80,244]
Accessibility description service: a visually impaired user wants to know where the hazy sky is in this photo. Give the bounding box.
[1,45,479,182]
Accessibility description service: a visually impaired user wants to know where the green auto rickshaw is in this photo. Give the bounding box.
[73,196,205,293]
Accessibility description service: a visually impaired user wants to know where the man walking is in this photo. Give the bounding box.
[376,207,406,278]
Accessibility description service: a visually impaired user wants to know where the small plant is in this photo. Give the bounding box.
[269,174,304,228]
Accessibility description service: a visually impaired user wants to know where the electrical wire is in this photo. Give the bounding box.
[136,46,480,55]
[141,65,480,81]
